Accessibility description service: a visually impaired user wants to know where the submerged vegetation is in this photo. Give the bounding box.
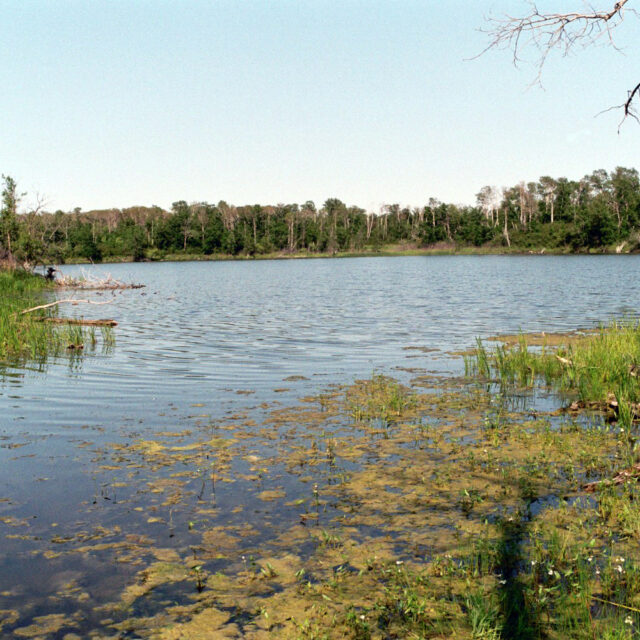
[3,326,640,637]
[0,269,113,360]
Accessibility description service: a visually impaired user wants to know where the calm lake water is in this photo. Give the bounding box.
[0,255,638,636]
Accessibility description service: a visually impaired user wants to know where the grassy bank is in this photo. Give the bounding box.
[0,269,111,359]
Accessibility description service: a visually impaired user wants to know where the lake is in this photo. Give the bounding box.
[0,255,638,637]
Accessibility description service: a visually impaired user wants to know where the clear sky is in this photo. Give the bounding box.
[0,0,637,212]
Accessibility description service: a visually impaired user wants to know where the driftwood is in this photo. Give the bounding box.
[565,393,640,415]
[20,298,113,315]
[39,317,118,327]
[55,271,144,290]
[583,464,640,493]
[555,354,573,366]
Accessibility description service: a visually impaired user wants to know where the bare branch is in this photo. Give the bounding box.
[483,1,630,68]
[624,80,640,118]
[480,1,639,126]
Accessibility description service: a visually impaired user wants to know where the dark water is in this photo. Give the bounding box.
[0,255,638,636]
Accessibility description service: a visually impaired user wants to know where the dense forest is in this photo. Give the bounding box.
[2,166,640,264]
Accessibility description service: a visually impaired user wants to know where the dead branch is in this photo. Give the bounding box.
[483,1,631,67]
[27,192,48,216]
[39,317,118,327]
[55,271,144,290]
[623,80,640,122]
[20,298,113,315]
[481,1,639,125]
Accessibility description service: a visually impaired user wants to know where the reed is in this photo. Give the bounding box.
[0,269,113,359]
[469,322,640,409]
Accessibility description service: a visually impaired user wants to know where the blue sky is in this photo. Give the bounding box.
[0,1,637,212]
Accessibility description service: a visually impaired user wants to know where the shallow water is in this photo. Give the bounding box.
[1,255,639,636]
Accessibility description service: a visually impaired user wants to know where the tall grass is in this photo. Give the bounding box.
[468,323,640,409]
[0,269,113,359]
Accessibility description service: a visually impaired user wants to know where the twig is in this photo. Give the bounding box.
[591,594,640,614]
[583,462,640,492]
[20,298,113,315]
[479,1,639,126]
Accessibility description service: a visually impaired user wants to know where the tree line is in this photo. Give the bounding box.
[2,166,640,264]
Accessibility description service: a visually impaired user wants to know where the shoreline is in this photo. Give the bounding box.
[54,243,639,266]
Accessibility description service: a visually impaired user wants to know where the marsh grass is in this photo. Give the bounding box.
[0,269,114,359]
[347,374,417,424]
[468,323,640,413]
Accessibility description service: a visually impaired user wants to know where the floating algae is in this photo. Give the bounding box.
[13,613,78,638]
[2,336,640,637]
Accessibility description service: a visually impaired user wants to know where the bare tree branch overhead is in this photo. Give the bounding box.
[481,0,639,128]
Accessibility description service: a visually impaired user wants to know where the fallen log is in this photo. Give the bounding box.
[39,317,118,327]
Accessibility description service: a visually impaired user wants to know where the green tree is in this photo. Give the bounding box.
[69,221,102,262]
[581,198,617,247]
[1,175,20,256]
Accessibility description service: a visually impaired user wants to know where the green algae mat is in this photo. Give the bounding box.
[3,331,640,638]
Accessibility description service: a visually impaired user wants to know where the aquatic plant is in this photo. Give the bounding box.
[4,338,640,638]
[346,374,417,424]
[470,322,640,411]
[0,269,114,360]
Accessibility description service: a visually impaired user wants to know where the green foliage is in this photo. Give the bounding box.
[1,174,20,255]
[470,322,640,411]
[4,165,640,262]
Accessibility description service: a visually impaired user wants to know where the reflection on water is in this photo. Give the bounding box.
[0,336,115,383]
[0,255,639,636]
